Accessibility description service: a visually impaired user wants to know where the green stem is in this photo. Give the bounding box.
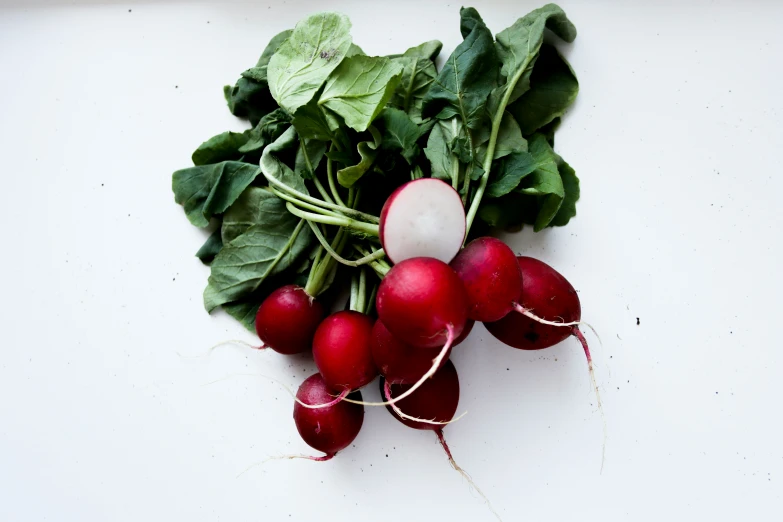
[305,229,346,296]
[349,272,359,312]
[356,267,367,314]
[312,176,334,205]
[306,220,385,267]
[327,155,347,208]
[365,281,378,316]
[262,166,379,223]
[286,202,379,237]
[270,188,344,218]
[465,55,535,235]
[451,119,460,190]
[461,163,473,206]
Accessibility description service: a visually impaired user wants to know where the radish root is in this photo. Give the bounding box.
[572,326,607,473]
[203,372,349,409]
[340,324,456,408]
[237,453,335,477]
[383,380,467,426]
[435,429,503,522]
[177,339,263,359]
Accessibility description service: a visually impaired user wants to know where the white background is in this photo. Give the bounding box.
[1,1,781,520]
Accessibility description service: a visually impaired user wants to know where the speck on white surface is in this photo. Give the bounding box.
[0,1,781,521]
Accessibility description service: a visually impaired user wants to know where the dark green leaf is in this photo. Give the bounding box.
[337,128,381,187]
[486,151,536,198]
[295,137,327,180]
[508,44,578,135]
[319,56,403,132]
[222,298,262,333]
[268,13,352,114]
[191,131,250,166]
[424,118,462,182]
[240,66,268,83]
[222,78,276,125]
[221,187,293,244]
[421,7,499,130]
[390,57,438,124]
[292,96,334,141]
[238,108,291,154]
[260,127,308,194]
[537,117,561,147]
[258,29,294,67]
[549,154,579,227]
[203,219,313,312]
[515,133,564,231]
[195,229,223,265]
[172,161,261,227]
[377,107,421,164]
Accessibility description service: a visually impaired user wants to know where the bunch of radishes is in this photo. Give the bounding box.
[252,178,598,466]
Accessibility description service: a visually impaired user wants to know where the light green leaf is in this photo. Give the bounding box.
[268,13,352,114]
[347,43,365,56]
[337,128,381,187]
[508,44,578,136]
[390,56,438,124]
[403,40,443,61]
[172,161,261,227]
[191,131,250,166]
[319,55,403,132]
[260,127,308,194]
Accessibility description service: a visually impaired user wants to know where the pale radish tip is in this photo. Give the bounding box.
[381,380,468,426]
[238,452,336,477]
[572,326,607,474]
[435,430,504,522]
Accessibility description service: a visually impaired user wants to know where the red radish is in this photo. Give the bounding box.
[371,319,473,385]
[382,359,460,430]
[376,257,468,349]
[379,178,466,264]
[484,256,605,468]
[293,373,364,460]
[382,361,500,519]
[450,237,523,322]
[312,311,377,392]
[255,285,324,355]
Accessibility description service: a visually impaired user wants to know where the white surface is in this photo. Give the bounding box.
[1,1,781,521]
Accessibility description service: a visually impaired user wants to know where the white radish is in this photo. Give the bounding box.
[379,178,465,264]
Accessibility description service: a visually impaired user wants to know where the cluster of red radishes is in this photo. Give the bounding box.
[251,178,597,464]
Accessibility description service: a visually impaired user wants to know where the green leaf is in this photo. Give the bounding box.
[537,116,561,147]
[485,151,536,198]
[390,56,438,124]
[319,55,403,132]
[203,219,313,312]
[508,44,578,135]
[421,7,499,130]
[402,40,443,61]
[424,118,461,182]
[240,66,268,83]
[377,107,421,164]
[172,161,261,227]
[195,229,223,265]
[258,29,294,67]
[260,127,308,194]
[493,4,576,109]
[268,13,352,114]
[337,129,381,187]
[291,96,334,141]
[476,112,527,163]
[238,108,291,154]
[549,154,579,227]
[221,187,294,244]
[191,131,250,166]
[347,43,365,56]
[295,137,327,180]
[515,133,564,231]
[222,298,262,333]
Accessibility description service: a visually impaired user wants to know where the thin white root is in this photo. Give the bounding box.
[237,453,335,477]
[202,372,348,409]
[339,324,456,408]
[177,339,263,359]
[572,326,607,474]
[436,430,503,522]
[382,381,468,426]
[513,303,584,328]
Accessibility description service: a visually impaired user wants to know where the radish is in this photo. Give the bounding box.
[371,319,473,385]
[254,285,324,355]
[450,237,523,322]
[293,373,364,461]
[379,178,465,264]
[312,310,377,392]
[382,360,500,519]
[484,256,605,466]
[376,257,468,349]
